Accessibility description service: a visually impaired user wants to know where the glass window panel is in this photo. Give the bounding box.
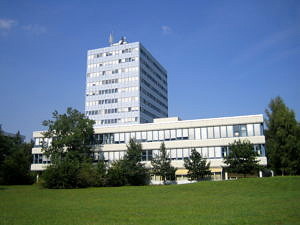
[208,147,215,158]
[195,128,201,139]
[183,148,189,158]
[166,150,171,158]
[159,130,164,140]
[201,127,207,139]
[141,131,147,140]
[119,151,125,159]
[114,152,120,160]
[104,152,109,160]
[109,152,114,161]
[147,131,153,141]
[130,132,136,139]
[177,149,183,158]
[114,133,119,142]
[202,147,208,158]
[153,130,158,141]
[247,124,254,136]
[136,131,141,140]
[254,124,261,136]
[152,150,159,157]
[125,133,130,143]
[147,150,153,160]
[176,129,182,139]
[35,138,39,146]
[182,129,188,137]
[215,147,221,158]
[227,126,233,137]
[220,126,227,138]
[214,127,220,138]
[165,130,170,139]
[188,128,195,139]
[240,125,247,137]
[119,133,125,141]
[170,129,176,139]
[207,127,214,139]
[171,149,177,159]
[233,125,240,137]
[195,147,201,155]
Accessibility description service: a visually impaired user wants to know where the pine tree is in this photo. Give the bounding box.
[151,142,177,183]
[184,149,211,181]
[265,96,300,175]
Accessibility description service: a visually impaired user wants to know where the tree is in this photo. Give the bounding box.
[0,131,34,185]
[224,140,260,178]
[184,149,211,181]
[265,96,300,175]
[41,108,96,188]
[42,107,95,162]
[106,139,149,186]
[151,142,177,183]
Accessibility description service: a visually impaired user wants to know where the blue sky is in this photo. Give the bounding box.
[0,0,299,140]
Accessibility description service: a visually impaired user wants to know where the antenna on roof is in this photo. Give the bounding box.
[108,32,114,46]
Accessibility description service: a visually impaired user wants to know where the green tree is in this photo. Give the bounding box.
[184,149,211,181]
[265,96,300,175]
[0,131,34,185]
[151,142,177,183]
[224,140,260,177]
[42,107,95,162]
[41,108,96,188]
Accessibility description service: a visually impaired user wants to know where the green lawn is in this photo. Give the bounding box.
[0,177,300,225]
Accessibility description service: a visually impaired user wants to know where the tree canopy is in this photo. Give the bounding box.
[265,96,300,175]
[224,139,260,177]
[42,107,95,162]
[184,149,211,181]
[151,142,176,183]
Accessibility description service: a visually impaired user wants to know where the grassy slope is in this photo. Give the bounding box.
[0,177,300,225]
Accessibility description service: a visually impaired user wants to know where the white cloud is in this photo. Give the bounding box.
[22,24,47,35]
[161,25,172,35]
[0,18,17,30]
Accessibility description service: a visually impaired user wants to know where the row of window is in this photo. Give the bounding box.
[95,117,139,125]
[87,66,138,78]
[86,96,139,107]
[141,87,168,109]
[32,144,265,164]
[141,68,168,95]
[141,108,160,119]
[86,106,139,116]
[91,123,263,145]
[87,57,137,69]
[140,49,167,80]
[86,86,139,96]
[33,123,263,147]
[141,98,168,117]
[87,47,138,60]
[140,59,167,85]
[141,79,168,102]
[87,76,138,87]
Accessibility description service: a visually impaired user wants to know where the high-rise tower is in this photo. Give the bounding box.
[85,37,168,127]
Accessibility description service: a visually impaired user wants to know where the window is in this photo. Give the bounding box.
[170,129,176,140]
[159,130,164,141]
[188,128,195,139]
[182,129,188,140]
[254,124,261,136]
[202,147,208,158]
[153,130,158,141]
[220,126,227,138]
[195,128,201,139]
[201,127,207,139]
[183,148,189,159]
[119,133,125,143]
[214,127,220,139]
[233,125,240,137]
[136,132,141,140]
[164,130,170,140]
[176,129,182,139]
[177,149,183,160]
[240,125,247,137]
[247,124,254,136]
[170,149,177,160]
[208,147,215,158]
[215,147,221,158]
[221,146,228,157]
[141,131,147,141]
[125,133,130,143]
[114,133,119,143]
[227,126,233,137]
[147,131,153,141]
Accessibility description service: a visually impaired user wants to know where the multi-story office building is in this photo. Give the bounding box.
[85,37,168,127]
[31,114,267,181]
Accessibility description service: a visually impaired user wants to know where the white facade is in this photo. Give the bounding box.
[31,114,267,180]
[85,38,168,127]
